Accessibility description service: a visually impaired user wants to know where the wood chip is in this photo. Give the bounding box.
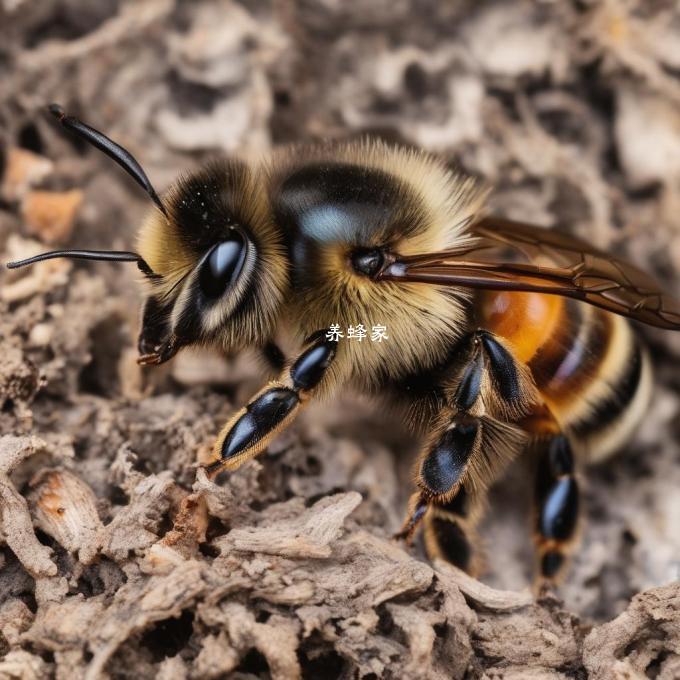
[21,189,83,243]
[1,147,54,203]
[29,469,104,565]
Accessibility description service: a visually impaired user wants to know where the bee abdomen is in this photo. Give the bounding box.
[478,291,652,462]
[562,332,652,463]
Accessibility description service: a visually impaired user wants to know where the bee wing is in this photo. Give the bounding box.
[377,217,680,330]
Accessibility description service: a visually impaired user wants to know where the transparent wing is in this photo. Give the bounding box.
[376,217,680,330]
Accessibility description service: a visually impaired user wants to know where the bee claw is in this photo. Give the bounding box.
[392,527,416,545]
[202,460,224,480]
[534,577,560,601]
[394,495,428,546]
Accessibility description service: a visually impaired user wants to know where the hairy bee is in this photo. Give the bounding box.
[8,105,680,585]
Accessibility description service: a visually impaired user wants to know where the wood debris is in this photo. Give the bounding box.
[21,189,83,244]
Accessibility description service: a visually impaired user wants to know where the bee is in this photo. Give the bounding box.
[8,105,680,586]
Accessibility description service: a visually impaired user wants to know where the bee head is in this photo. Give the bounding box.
[137,161,288,365]
[6,105,289,367]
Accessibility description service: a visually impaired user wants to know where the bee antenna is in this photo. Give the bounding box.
[5,249,159,278]
[48,103,168,219]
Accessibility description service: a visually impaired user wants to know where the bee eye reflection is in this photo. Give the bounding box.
[199,231,247,299]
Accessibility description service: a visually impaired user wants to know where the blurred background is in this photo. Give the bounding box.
[1,0,680,675]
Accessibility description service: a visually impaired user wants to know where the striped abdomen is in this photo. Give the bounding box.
[477,291,652,462]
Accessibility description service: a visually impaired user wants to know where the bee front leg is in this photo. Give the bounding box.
[204,331,337,478]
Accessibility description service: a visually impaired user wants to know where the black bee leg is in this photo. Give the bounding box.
[205,332,337,477]
[397,330,581,585]
[396,330,535,574]
[396,484,483,575]
[393,494,429,543]
[394,406,486,575]
[395,409,488,575]
[422,487,483,575]
[533,431,580,585]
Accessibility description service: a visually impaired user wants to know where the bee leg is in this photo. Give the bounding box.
[422,487,484,575]
[532,430,580,586]
[396,485,484,575]
[393,493,429,543]
[394,409,487,573]
[204,331,337,477]
[396,330,532,574]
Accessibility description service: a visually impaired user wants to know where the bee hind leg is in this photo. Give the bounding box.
[529,420,580,588]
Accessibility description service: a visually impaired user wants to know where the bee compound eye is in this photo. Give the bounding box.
[199,232,247,299]
[350,247,384,278]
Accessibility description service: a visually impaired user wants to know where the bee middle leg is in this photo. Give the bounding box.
[422,488,485,576]
[395,408,520,574]
[204,331,337,477]
[396,330,536,573]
